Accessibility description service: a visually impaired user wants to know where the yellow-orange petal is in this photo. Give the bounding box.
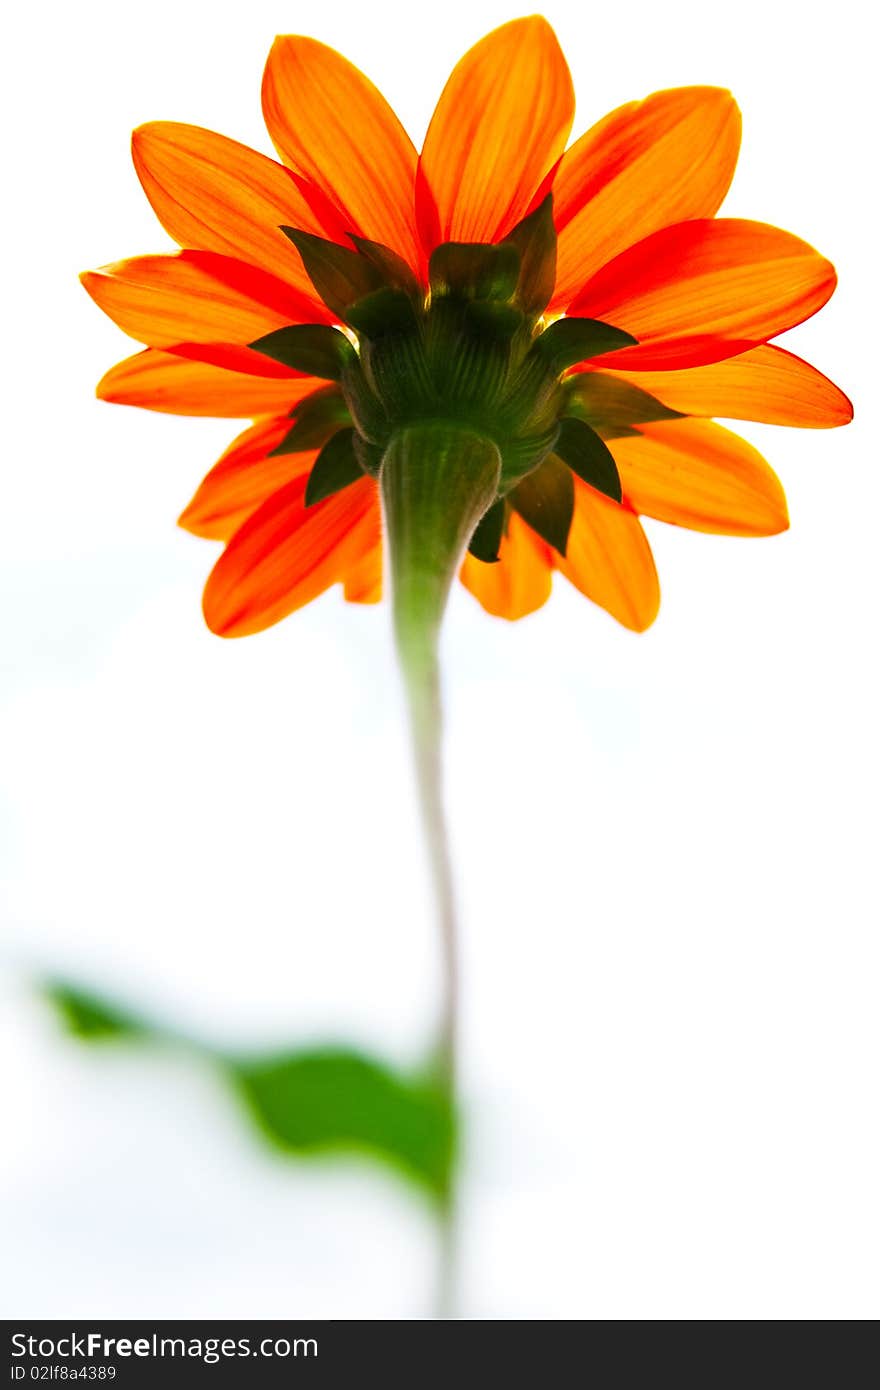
[80,251,312,352]
[612,419,789,536]
[261,36,420,269]
[569,219,837,370]
[551,87,741,311]
[131,123,337,314]
[343,541,383,605]
[96,349,322,418]
[607,345,853,428]
[178,418,313,541]
[556,483,660,631]
[204,474,379,638]
[459,510,554,620]
[417,16,574,249]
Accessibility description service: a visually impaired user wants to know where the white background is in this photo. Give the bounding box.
[2,0,876,1318]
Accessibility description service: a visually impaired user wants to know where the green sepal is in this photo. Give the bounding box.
[501,194,557,316]
[468,497,506,563]
[281,227,385,321]
[269,388,351,456]
[496,421,561,494]
[509,454,575,556]
[353,433,384,477]
[349,235,423,300]
[565,371,683,438]
[531,317,637,375]
[346,287,419,340]
[304,428,363,506]
[340,358,390,447]
[429,241,520,303]
[464,300,524,342]
[250,324,356,381]
[555,416,623,503]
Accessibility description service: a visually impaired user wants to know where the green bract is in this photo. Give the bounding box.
[249,196,667,564]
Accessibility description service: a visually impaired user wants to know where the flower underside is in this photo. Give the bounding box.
[82,18,852,638]
[251,197,680,563]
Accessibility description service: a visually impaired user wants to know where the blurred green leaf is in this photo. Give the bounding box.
[41,980,454,1202]
[233,1050,454,1199]
[46,982,147,1040]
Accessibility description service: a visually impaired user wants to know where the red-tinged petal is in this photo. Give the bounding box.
[607,345,853,428]
[178,419,313,541]
[80,251,316,352]
[262,36,420,268]
[556,483,660,631]
[417,17,574,249]
[551,87,741,311]
[343,540,383,604]
[459,510,554,620]
[166,342,306,378]
[569,219,837,370]
[203,475,378,637]
[131,123,339,314]
[611,419,789,536]
[96,349,321,417]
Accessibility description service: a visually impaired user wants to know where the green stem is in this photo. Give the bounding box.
[401,642,459,1086]
[380,422,501,1317]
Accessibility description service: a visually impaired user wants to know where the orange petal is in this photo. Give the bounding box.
[80,251,314,352]
[262,36,420,268]
[131,123,338,314]
[568,219,837,369]
[551,87,741,311]
[611,419,789,536]
[607,345,853,428]
[96,349,322,417]
[556,483,659,631]
[343,541,383,604]
[459,510,554,620]
[204,475,380,637]
[417,17,574,248]
[178,418,313,541]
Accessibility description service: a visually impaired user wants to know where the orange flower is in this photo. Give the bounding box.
[82,16,850,637]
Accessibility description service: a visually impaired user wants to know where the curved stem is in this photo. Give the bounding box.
[402,648,459,1090]
[380,423,501,1319]
[401,642,459,1320]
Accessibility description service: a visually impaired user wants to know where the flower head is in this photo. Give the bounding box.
[82,16,850,637]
